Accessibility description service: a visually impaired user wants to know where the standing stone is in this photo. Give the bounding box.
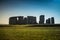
[39,15,45,24]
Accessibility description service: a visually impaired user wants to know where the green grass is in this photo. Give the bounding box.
[0,25,60,40]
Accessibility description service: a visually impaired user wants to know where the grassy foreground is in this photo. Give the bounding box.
[0,25,60,40]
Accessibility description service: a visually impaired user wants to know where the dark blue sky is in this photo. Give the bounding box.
[0,0,60,24]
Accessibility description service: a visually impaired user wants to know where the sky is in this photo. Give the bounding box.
[0,0,60,24]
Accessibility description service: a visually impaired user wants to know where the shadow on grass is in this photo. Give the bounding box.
[0,24,60,27]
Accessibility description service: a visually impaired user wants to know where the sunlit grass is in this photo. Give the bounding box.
[0,25,60,40]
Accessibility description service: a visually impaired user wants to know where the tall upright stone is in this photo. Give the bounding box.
[17,16,24,24]
[39,15,45,24]
[32,17,37,24]
[46,18,50,24]
[27,16,37,24]
[51,17,54,24]
[23,17,27,24]
[9,17,17,25]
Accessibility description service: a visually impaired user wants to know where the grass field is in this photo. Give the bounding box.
[0,25,60,40]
